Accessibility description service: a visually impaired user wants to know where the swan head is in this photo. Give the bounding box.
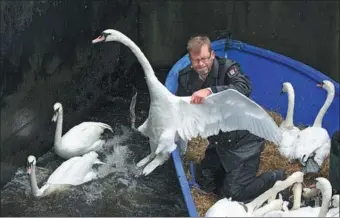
[315,177,332,199]
[27,155,36,175]
[280,82,293,95]
[92,29,122,44]
[316,80,335,93]
[52,102,62,122]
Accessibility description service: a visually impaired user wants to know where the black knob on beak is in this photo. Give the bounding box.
[316,81,324,87]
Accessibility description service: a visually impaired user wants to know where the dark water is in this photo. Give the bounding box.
[0,91,188,217]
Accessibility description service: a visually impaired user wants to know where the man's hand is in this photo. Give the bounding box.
[190,88,212,104]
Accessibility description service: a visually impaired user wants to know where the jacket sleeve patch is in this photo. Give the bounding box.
[226,65,240,78]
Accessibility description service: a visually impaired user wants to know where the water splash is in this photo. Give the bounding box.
[1,91,187,217]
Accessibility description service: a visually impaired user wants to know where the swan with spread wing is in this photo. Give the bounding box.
[92,29,282,176]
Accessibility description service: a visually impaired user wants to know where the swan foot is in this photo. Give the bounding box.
[136,153,155,168]
[142,153,169,176]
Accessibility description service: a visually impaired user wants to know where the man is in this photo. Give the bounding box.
[176,35,286,203]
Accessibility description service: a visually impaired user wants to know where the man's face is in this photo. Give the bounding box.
[189,44,215,75]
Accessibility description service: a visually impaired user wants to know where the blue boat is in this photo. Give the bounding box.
[165,38,340,216]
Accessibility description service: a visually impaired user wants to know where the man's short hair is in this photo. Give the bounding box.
[187,35,212,53]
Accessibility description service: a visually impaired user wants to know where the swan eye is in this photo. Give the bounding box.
[101,32,111,39]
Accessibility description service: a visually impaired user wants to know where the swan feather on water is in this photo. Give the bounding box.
[52,102,114,159]
[92,29,282,176]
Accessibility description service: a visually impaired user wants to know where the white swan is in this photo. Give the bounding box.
[293,80,335,173]
[92,29,282,176]
[52,102,114,159]
[27,151,104,197]
[204,171,304,217]
[278,82,301,160]
[263,177,334,217]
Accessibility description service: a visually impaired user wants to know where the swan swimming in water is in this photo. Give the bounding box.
[278,82,301,160]
[293,80,334,173]
[92,29,282,176]
[27,151,104,197]
[52,102,114,159]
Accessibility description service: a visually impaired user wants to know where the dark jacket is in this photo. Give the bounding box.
[176,56,252,97]
[176,55,260,171]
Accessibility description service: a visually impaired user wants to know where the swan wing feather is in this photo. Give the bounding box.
[205,198,248,217]
[47,151,100,185]
[47,157,82,184]
[293,127,330,162]
[62,122,112,148]
[177,89,281,144]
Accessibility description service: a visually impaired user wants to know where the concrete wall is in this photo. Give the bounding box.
[0,0,139,188]
[139,0,339,82]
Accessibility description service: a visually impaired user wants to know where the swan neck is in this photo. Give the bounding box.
[54,110,63,147]
[313,90,334,127]
[291,183,302,209]
[285,88,295,126]
[318,193,331,217]
[119,36,153,78]
[114,33,173,99]
[29,166,42,197]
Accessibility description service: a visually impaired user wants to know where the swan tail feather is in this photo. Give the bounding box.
[84,122,113,132]
[94,160,105,165]
[98,123,114,132]
[100,128,114,141]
